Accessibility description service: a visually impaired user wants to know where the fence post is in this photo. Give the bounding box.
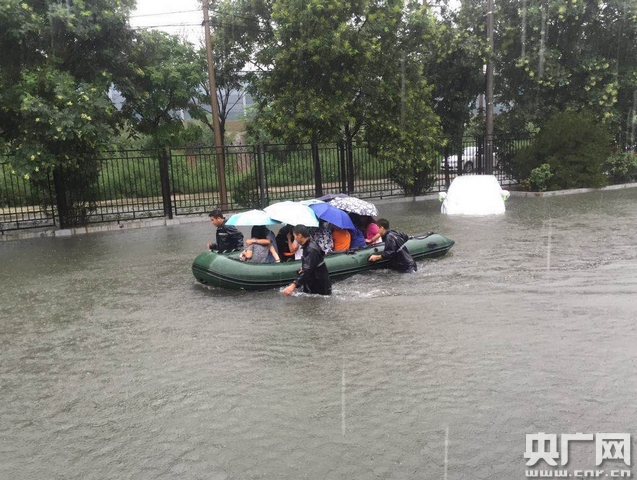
[53,166,70,229]
[475,134,485,173]
[338,141,347,193]
[257,143,267,208]
[47,170,57,227]
[312,141,323,198]
[159,148,173,219]
[346,137,355,193]
[443,144,451,188]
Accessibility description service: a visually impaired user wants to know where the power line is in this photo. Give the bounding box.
[131,23,202,29]
[130,9,200,19]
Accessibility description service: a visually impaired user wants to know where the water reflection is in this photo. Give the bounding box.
[2,188,637,479]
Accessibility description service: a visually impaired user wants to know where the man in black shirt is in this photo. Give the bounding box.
[206,209,244,253]
[368,218,417,273]
[282,225,332,296]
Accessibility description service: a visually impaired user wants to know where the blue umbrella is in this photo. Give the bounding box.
[308,203,356,230]
[225,209,280,226]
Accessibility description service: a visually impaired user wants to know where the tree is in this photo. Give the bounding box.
[424,0,486,139]
[495,0,637,139]
[0,0,136,226]
[250,0,368,143]
[115,30,207,148]
[249,0,443,148]
[193,0,267,142]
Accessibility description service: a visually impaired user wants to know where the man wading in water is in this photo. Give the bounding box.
[282,225,332,296]
[368,218,417,273]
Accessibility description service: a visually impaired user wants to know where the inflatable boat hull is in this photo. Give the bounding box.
[192,232,454,291]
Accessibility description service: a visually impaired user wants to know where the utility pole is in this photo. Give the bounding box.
[485,0,494,174]
[203,1,228,208]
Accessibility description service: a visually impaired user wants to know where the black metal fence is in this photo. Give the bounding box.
[0,163,56,231]
[1,136,529,232]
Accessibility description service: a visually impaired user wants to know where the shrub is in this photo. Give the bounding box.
[604,152,637,184]
[387,155,436,196]
[527,163,553,192]
[512,110,612,190]
[233,173,261,208]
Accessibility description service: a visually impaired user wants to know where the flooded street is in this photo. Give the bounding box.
[2,188,637,479]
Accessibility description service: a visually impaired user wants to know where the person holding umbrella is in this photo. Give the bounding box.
[368,218,417,273]
[282,225,332,296]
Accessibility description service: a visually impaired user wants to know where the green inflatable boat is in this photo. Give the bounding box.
[192,232,454,291]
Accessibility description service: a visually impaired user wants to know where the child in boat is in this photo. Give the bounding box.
[286,230,303,260]
[244,225,279,263]
[363,216,381,244]
[331,225,351,252]
[240,226,280,263]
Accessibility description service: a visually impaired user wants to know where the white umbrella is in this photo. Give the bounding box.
[225,209,280,226]
[264,201,319,227]
[330,196,378,216]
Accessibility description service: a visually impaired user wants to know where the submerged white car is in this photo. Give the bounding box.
[439,175,510,215]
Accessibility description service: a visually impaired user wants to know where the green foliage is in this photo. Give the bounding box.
[387,157,436,196]
[0,0,135,226]
[233,173,261,208]
[115,30,206,149]
[0,162,48,208]
[367,64,442,196]
[527,163,553,192]
[604,152,637,184]
[513,111,612,190]
[495,0,637,138]
[250,0,444,146]
[428,1,486,137]
[194,0,264,141]
[0,0,135,170]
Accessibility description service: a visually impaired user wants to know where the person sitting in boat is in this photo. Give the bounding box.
[207,209,244,252]
[331,225,351,252]
[347,213,367,249]
[348,226,367,249]
[309,220,333,254]
[245,225,279,263]
[363,216,381,245]
[285,227,304,261]
[282,225,332,296]
[265,227,279,262]
[275,225,295,262]
[240,226,281,263]
[367,218,417,273]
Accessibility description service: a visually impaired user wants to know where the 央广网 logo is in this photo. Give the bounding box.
[524,432,632,478]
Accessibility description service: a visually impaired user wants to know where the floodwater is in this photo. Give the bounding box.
[2,188,637,479]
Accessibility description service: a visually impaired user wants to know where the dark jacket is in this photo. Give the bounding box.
[275,226,294,262]
[293,238,332,295]
[211,222,244,252]
[380,229,417,273]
